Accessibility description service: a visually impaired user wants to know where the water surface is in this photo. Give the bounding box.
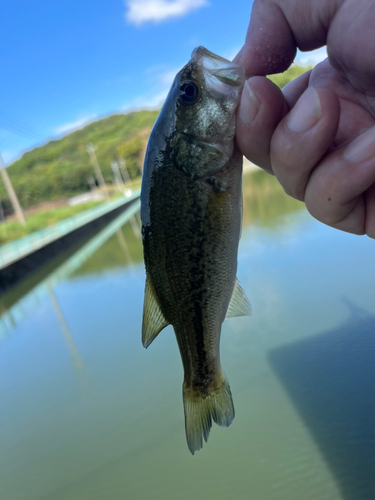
[1,170,374,500]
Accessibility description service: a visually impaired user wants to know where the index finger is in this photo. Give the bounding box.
[235,0,343,76]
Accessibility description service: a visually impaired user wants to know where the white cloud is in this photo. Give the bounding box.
[295,47,327,66]
[125,0,209,26]
[54,114,97,135]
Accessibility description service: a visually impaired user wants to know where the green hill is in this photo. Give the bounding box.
[0,63,312,215]
[0,110,159,213]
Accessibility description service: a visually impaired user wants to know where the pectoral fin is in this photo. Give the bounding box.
[225,278,251,320]
[142,277,169,348]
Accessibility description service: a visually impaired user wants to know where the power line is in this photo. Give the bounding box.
[0,109,43,140]
[0,123,41,141]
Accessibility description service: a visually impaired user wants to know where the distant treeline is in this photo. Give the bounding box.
[268,63,312,89]
[1,64,311,214]
[0,110,158,214]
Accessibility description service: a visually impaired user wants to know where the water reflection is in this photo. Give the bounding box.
[115,228,133,265]
[1,168,374,500]
[47,284,84,373]
[242,168,304,229]
[0,200,140,338]
[72,211,143,277]
[269,299,375,500]
[129,213,141,239]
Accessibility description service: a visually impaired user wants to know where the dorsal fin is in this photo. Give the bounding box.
[142,277,169,348]
[225,278,251,320]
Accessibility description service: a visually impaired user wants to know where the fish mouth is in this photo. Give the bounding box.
[180,131,229,153]
[191,46,245,88]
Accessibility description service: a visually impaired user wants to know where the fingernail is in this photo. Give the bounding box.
[287,87,322,133]
[238,80,259,126]
[344,126,375,163]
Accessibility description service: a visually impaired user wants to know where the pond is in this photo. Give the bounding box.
[1,167,374,500]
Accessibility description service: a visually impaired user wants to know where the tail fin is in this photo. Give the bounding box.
[183,373,234,455]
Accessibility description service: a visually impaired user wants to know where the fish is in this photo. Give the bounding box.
[140,46,250,454]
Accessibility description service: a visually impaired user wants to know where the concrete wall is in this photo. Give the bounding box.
[0,197,139,294]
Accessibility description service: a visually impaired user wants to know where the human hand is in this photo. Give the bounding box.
[235,0,375,238]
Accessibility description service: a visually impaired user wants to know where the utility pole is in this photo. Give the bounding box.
[0,153,26,226]
[86,143,110,200]
[111,160,124,190]
[87,176,97,192]
[118,158,132,187]
[0,196,5,222]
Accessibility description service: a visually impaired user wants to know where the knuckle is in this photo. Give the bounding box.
[271,157,308,201]
[283,182,306,201]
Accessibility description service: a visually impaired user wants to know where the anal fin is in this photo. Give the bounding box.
[225,278,251,320]
[142,277,169,348]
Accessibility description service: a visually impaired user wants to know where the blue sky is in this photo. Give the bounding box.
[1,0,326,166]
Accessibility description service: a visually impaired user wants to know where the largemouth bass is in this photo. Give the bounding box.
[141,47,250,454]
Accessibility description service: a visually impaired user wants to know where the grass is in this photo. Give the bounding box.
[0,201,105,245]
[0,180,142,246]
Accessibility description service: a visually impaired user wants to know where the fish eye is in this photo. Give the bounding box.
[179,81,200,104]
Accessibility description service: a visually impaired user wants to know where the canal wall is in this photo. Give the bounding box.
[0,191,140,294]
